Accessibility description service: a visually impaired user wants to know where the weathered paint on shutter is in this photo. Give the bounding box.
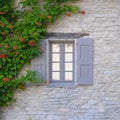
[77,38,93,85]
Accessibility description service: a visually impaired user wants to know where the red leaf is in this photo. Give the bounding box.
[66,12,71,17]
[19,38,25,42]
[47,15,52,19]
[2,78,10,82]
[80,10,85,15]
[28,41,35,47]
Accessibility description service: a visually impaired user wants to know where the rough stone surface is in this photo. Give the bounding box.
[1,0,120,120]
[46,33,89,39]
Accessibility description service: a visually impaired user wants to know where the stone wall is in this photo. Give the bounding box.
[1,0,120,120]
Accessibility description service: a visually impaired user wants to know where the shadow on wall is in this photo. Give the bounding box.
[0,108,4,119]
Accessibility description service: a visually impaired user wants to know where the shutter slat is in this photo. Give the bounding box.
[77,38,93,85]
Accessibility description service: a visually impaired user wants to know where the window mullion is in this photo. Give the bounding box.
[60,43,65,81]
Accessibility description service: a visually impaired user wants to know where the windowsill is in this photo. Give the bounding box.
[47,82,75,88]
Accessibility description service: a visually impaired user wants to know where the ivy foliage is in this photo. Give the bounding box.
[0,0,80,106]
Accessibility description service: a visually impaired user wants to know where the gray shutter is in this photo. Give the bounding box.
[30,40,46,80]
[77,38,93,85]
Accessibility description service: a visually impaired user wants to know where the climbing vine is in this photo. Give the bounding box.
[0,0,84,106]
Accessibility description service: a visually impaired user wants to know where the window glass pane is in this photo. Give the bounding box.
[65,44,73,52]
[65,72,73,81]
[52,72,60,80]
[52,54,60,62]
[52,63,60,71]
[65,63,73,71]
[52,44,60,52]
[65,53,73,61]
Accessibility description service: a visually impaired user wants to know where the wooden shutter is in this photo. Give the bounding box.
[77,38,93,85]
[30,40,46,80]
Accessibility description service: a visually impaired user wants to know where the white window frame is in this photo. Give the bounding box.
[51,42,74,82]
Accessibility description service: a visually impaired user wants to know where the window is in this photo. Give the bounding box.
[46,38,93,87]
[50,42,74,82]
